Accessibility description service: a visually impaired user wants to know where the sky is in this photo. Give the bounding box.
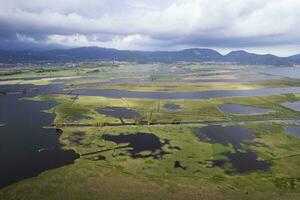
[0,0,300,56]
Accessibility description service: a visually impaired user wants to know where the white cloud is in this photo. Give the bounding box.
[0,0,300,54]
[46,33,159,50]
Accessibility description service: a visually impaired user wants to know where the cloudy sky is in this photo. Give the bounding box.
[0,0,300,56]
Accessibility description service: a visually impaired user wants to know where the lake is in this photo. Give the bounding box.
[0,85,79,189]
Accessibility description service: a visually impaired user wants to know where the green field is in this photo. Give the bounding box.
[69,78,300,92]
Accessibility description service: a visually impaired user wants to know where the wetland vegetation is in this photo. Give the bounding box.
[1,64,300,199]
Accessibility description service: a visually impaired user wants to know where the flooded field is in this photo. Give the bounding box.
[164,104,182,111]
[2,0,300,197]
[196,125,253,149]
[102,132,170,159]
[1,64,300,199]
[196,125,272,173]
[212,150,271,174]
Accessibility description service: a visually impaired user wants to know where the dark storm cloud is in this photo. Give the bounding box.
[0,0,300,54]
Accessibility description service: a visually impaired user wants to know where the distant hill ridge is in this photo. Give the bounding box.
[0,46,298,65]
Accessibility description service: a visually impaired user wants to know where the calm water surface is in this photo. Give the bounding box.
[0,84,79,189]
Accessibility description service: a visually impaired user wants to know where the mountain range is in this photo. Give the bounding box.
[0,47,300,65]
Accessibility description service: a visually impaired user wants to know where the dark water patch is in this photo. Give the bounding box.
[174,161,186,170]
[76,78,151,88]
[0,149,79,188]
[212,151,271,174]
[285,126,300,138]
[0,84,79,189]
[72,87,300,100]
[219,104,274,115]
[196,125,253,150]
[102,132,171,159]
[281,101,300,111]
[164,104,181,111]
[0,84,65,96]
[97,107,140,119]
